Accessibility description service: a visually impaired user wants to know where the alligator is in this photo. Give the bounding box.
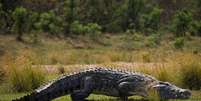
[13,68,191,101]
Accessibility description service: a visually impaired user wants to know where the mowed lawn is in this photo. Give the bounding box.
[0,91,201,101]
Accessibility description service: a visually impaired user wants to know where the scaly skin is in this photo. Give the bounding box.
[13,68,191,101]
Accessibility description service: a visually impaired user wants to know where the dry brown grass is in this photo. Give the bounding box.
[1,49,45,92]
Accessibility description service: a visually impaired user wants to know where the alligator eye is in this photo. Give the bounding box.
[170,89,174,92]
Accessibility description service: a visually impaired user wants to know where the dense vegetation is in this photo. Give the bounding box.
[0,0,201,101]
[0,0,201,37]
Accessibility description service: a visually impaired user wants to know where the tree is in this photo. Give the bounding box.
[63,0,76,35]
[172,10,193,37]
[12,7,28,41]
[126,0,145,30]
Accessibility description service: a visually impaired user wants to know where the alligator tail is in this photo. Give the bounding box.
[12,73,82,101]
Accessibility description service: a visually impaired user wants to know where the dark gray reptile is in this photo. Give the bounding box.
[13,68,191,101]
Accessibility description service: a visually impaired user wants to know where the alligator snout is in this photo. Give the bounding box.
[180,89,191,99]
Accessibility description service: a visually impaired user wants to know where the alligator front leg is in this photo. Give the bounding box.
[118,82,133,101]
[120,96,128,101]
[71,77,94,101]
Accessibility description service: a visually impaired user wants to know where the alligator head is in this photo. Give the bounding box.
[152,81,191,99]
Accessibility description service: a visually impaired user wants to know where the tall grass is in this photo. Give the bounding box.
[180,62,201,90]
[1,50,45,92]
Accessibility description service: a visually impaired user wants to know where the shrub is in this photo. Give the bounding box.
[12,7,41,41]
[173,37,185,49]
[12,7,28,40]
[85,23,102,40]
[35,11,63,35]
[126,0,145,30]
[70,21,102,34]
[26,11,40,32]
[171,10,193,37]
[145,34,161,48]
[190,21,201,36]
[3,50,45,92]
[120,32,145,50]
[70,21,102,41]
[69,21,85,35]
[86,23,101,34]
[141,7,162,33]
[0,3,6,31]
[180,62,201,90]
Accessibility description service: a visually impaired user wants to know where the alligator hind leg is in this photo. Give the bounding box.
[120,96,128,101]
[71,77,94,101]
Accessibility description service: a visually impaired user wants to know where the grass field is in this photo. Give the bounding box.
[0,91,201,101]
[0,34,201,101]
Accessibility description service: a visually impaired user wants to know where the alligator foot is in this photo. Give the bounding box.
[120,96,128,101]
[71,76,94,101]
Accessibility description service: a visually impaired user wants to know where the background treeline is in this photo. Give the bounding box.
[0,0,201,39]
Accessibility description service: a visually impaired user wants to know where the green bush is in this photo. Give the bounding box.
[180,62,201,90]
[120,31,145,50]
[145,34,161,48]
[35,11,63,35]
[26,11,40,32]
[141,7,162,33]
[85,23,102,34]
[69,21,85,35]
[190,21,201,36]
[0,3,6,31]
[171,10,193,37]
[70,21,102,41]
[173,37,185,49]
[85,23,102,40]
[12,7,28,34]
[126,0,145,30]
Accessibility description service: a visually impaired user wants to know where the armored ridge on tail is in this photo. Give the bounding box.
[13,67,191,101]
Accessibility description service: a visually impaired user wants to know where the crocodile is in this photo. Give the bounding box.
[13,68,191,101]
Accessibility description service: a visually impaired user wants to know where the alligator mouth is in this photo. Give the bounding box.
[167,89,191,99]
[179,90,191,99]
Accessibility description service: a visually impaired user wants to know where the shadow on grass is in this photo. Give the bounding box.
[85,99,149,101]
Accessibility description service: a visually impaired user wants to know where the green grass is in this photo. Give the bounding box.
[0,91,201,101]
[0,34,201,101]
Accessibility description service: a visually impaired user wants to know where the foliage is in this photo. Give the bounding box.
[12,7,28,35]
[180,62,201,90]
[141,7,162,33]
[26,11,40,32]
[190,21,201,36]
[171,10,193,37]
[126,0,145,30]
[120,31,145,50]
[70,21,102,37]
[0,3,5,31]
[35,11,63,35]
[145,33,161,48]
[173,37,185,49]
[69,21,85,34]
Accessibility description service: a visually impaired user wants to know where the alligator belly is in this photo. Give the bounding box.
[92,88,120,97]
